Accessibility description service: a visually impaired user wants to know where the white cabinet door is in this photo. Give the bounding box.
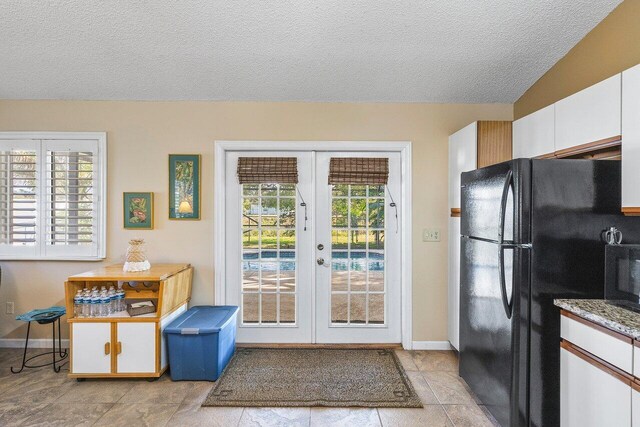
[449,123,477,209]
[117,322,156,373]
[622,64,640,210]
[555,74,622,152]
[513,104,555,158]
[448,216,461,350]
[561,346,631,427]
[71,322,111,374]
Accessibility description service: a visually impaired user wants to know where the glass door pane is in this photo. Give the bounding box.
[241,183,297,325]
[330,184,386,325]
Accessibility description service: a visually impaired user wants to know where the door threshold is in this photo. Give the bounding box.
[236,343,402,349]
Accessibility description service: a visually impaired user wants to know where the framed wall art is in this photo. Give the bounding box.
[123,192,154,229]
[169,154,201,220]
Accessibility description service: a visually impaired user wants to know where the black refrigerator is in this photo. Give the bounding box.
[459,159,640,427]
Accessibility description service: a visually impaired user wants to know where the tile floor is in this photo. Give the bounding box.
[0,348,496,426]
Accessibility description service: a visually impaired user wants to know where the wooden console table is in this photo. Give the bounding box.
[64,264,193,379]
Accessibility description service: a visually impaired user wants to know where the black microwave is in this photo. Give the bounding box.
[605,244,640,306]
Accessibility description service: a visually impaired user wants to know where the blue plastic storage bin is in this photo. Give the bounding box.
[164,305,238,381]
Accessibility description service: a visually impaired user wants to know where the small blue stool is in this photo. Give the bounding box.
[11,306,68,373]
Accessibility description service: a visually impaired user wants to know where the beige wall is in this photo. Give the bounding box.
[514,0,640,120]
[0,100,512,342]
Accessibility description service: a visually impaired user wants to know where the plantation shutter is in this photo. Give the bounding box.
[0,140,39,258]
[237,157,298,184]
[328,157,389,185]
[43,140,101,258]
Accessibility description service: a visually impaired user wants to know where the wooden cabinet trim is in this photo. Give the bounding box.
[560,309,633,343]
[533,152,556,159]
[554,135,622,159]
[450,208,461,218]
[561,339,633,385]
[476,121,512,168]
[622,208,640,217]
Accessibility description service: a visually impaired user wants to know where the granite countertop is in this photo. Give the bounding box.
[554,299,640,340]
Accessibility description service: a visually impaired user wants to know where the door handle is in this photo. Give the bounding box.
[316,257,329,268]
[104,342,111,355]
[499,170,513,243]
[116,342,122,355]
[498,246,513,319]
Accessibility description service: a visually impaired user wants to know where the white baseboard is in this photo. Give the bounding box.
[0,338,69,349]
[411,340,452,350]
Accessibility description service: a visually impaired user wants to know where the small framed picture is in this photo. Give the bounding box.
[169,154,201,220]
[123,192,154,229]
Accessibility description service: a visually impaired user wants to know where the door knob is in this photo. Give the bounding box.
[317,257,325,265]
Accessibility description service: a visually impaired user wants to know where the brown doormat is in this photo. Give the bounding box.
[202,348,423,408]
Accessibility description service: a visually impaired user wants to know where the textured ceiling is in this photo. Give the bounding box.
[0,1,622,103]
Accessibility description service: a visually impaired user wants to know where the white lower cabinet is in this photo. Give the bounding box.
[71,322,112,374]
[634,388,640,427]
[448,216,461,350]
[116,323,156,373]
[561,346,631,427]
[71,321,158,375]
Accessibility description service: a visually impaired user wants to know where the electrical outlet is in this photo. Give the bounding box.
[6,302,14,315]
[422,228,441,242]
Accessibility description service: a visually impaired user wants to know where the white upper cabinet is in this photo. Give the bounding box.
[513,104,555,158]
[555,74,622,152]
[448,123,477,209]
[622,63,640,211]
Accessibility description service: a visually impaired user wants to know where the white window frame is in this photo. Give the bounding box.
[0,132,107,261]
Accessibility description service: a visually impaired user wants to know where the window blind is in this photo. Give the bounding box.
[237,157,298,184]
[328,157,389,185]
[0,147,38,247]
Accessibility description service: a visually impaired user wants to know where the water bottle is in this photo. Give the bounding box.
[91,291,100,317]
[74,290,83,318]
[100,291,110,317]
[108,286,116,314]
[118,289,126,312]
[82,291,90,317]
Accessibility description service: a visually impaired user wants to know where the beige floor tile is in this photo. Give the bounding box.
[58,379,136,403]
[443,404,495,427]
[182,381,215,406]
[410,350,458,372]
[94,403,179,427]
[117,378,193,404]
[310,407,381,426]
[423,371,477,405]
[168,404,244,427]
[239,407,311,427]
[406,371,439,404]
[378,406,453,427]
[23,403,113,427]
[394,349,418,371]
[0,369,75,404]
[0,401,50,426]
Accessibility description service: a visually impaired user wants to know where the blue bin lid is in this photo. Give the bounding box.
[164,305,238,335]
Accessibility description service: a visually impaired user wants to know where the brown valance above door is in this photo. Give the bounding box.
[237,157,298,184]
[328,157,389,185]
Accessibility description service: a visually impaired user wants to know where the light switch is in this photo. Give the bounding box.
[422,228,440,242]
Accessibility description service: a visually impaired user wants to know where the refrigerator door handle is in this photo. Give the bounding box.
[498,245,513,319]
[498,169,513,243]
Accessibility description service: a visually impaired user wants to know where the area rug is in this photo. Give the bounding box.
[202,348,423,408]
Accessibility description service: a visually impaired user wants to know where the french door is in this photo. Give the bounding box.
[225,151,402,344]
